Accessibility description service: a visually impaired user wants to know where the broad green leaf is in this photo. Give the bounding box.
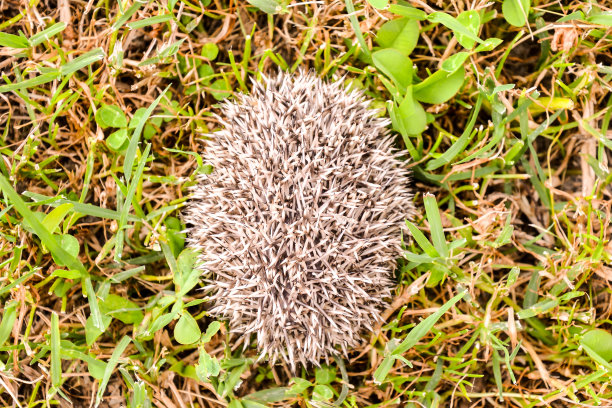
[129,108,147,129]
[210,78,231,100]
[198,63,215,79]
[175,248,201,295]
[428,12,483,44]
[441,52,469,73]
[315,365,336,385]
[474,37,503,52]
[247,0,283,14]
[581,329,612,362]
[581,343,612,372]
[96,104,127,129]
[107,128,128,151]
[101,294,144,324]
[396,90,426,135]
[174,312,201,344]
[502,0,531,27]
[312,384,334,401]
[0,175,85,273]
[85,314,112,346]
[196,348,221,380]
[52,234,80,266]
[149,311,176,334]
[165,216,182,230]
[42,203,73,233]
[289,377,313,394]
[167,227,186,257]
[455,10,480,49]
[367,0,388,9]
[86,357,107,380]
[376,17,419,56]
[426,264,448,287]
[413,65,465,104]
[202,321,221,343]
[201,42,219,60]
[62,234,79,258]
[372,48,412,91]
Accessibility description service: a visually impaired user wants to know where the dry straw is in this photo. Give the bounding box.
[184,71,414,370]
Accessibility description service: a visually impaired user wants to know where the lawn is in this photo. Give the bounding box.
[1,0,612,407]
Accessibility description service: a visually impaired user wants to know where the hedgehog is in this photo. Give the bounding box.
[184,71,414,370]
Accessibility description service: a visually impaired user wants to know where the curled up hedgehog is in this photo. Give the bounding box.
[184,71,415,371]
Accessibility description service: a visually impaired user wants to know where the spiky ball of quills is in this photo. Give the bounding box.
[184,71,415,370]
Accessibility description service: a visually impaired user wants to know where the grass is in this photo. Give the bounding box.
[0,0,612,406]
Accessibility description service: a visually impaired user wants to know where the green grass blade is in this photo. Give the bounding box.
[0,268,37,297]
[0,71,59,93]
[393,290,465,355]
[96,335,131,407]
[124,87,168,182]
[83,277,104,330]
[60,48,105,76]
[112,0,146,30]
[115,143,150,261]
[51,312,62,389]
[0,32,29,48]
[426,95,483,170]
[24,191,139,222]
[344,0,371,61]
[428,12,483,44]
[405,219,438,257]
[127,14,173,30]
[0,301,17,345]
[423,193,449,258]
[29,22,67,47]
[0,176,105,332]
[0,174,84,272]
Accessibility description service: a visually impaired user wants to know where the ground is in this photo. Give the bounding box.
[1,0,612,407]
